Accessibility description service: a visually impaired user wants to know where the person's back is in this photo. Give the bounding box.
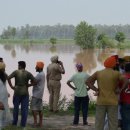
[86,56,128,130]
[47,55,65,112]
[31,61,45,127]
[12,69,34,95]
[96,68,121,105]
[8,61,35,128]
[70,72,89,97]
[32,71,45,99]
[47,63,62,81]
[67,63,90,125]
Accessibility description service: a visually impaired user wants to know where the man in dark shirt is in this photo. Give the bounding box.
[8,61,35,129]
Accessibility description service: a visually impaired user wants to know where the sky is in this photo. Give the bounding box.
[0,0,130,31]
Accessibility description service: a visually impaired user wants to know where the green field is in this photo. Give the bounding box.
[0,39,75,44]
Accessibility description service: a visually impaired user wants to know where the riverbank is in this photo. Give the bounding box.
[28,115,95,130]
[4,115,122,130]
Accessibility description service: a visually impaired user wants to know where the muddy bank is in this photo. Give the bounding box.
[27,116,95,130]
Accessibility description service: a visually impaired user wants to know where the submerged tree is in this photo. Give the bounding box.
[97,33,114,48]
[50,37,57,45]
[115,32,125,43]
[74,21,96,49]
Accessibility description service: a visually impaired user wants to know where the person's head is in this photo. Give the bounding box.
[51,55,59,63]
[0,62,6,83]
[104,56,117,69]
[18,61,26,69]
[35,61,44,72]
[125,63,130,72]
[76,63,83,72]
[0,57,3,62]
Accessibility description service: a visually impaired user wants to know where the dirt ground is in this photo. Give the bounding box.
[27,115,95,130]
[27,115,122,130]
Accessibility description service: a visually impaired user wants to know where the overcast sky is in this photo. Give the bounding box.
[0,0,130,30]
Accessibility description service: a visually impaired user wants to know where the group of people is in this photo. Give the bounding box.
[0,54,130,130]
[67,55,130,130]
[0,55,65,130]
[86,55,130,130]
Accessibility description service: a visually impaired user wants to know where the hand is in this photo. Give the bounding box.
[115,87,121,95]
[0,102,4,110]
[73,88,77,90]
[93,90,99,96]
[8,93,10,97]
[11,86,15,90]
[58,61,63,65]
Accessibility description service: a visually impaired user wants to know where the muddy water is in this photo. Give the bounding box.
[0,43,129,107]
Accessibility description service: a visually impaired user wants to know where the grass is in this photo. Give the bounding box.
[0,39,75,44]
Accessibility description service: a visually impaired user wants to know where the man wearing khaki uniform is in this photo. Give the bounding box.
[86,56,128,130]
[47,56,65,112]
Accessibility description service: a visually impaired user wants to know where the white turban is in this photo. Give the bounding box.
[51,55,58,63]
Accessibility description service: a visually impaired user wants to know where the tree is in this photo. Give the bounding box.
[97,33,106,41]
[115,32,125,43]
[11,27,16,39]
[24,30,30,39]
[97,33,114,48]
[50,37,57,45]
[74,21,96,49]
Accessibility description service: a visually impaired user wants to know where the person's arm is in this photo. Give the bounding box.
[0,101,4,110]
[46,67,50,92]
[33,73,44,87]
[86,72,99,95]
[58,61,65,74]
[28,73,36,87]
[67,80,76,90]
[7,72,15,90]
[87,87,90,91]
[120,75,129,93]
[86,74,90,91]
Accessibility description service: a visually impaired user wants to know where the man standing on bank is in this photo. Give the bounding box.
[86,56,128,130]
[8,61,35,129]
[31,61,45,127]
[67,63,90,126]
[47,55,65,112]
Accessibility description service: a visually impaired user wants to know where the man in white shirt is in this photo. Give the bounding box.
[31,61,45,127]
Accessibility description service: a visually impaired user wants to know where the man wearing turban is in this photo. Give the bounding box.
[47,55,65,112]
[86,56,128,130]
[31,61,45,127]
[67,63,90,125]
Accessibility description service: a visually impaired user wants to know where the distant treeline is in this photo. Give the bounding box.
[1,24,130,39]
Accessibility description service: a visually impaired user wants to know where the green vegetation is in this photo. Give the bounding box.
[115,32,125,43]
[50,37,57,45]
[74,21,96,49]
[0,23,130,49]
[0,39,75,44]
[42,95,96,117]
[115,32,126,48]
[97,33,115,48]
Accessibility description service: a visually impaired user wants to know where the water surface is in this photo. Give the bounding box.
[0,43,129,107]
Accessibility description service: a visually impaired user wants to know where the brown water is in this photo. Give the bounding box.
[0,43,129,107]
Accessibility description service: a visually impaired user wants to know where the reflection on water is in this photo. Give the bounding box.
[74,49,97,73]
[0,43,130,107]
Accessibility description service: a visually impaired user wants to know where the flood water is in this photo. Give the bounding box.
[0,43,130,107]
